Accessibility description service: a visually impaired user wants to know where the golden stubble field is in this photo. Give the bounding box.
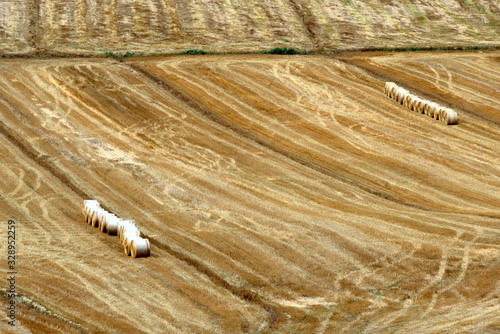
[0,0,499,54]
[0,51,499,333]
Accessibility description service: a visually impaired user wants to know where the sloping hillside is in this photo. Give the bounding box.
[0,51,499,333]
[0,0,498,54]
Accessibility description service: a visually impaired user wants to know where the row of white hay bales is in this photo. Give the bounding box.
[384,82,458,125]
[82,200,151,258]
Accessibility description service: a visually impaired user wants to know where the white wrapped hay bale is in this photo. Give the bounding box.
[97,210,110,229]
[402,94,410,108]
[122,226,141,246]
[123,230,141,256]
[427,103,438,118]
[413,98,426,113]
[435,106,447,121]
[409,96,422,111]
[423,102,438,118]
[385,82,398,96]
[106,215,120,235]
[442,108,458,125]
[404,94,416,109]
[91,208,105,228]
[90,208,103,227]
[406,96,416,110]
[390,85,399,99]
[83,200,100,223]
[131,237,151,258]
[118,220,137,242]
[79,200,151,258]
[100,211,117,233]
[117,220,130,239]
[395,88,409,104]
[122,227,140,245]
[99,211,110,233]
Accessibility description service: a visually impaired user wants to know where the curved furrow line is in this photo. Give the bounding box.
[3,166,28,199]
[152,60,438,211]
[420,62,500,108]
[159,58,500,213]
[211,63,496,214]
[367,55,500,125]
[1,54,498,333]
[106,62,450,308]
[439,57,500,85]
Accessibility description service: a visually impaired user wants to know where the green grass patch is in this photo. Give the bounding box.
[103,51,145,58]
[259,47,306,55]
[178,49,208,55]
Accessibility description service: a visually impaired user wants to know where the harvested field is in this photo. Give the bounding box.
[0,0,499,54]
[0,51,499,333]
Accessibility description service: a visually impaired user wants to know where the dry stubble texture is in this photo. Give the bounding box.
[0,0,499,54]
[0,52,498,333]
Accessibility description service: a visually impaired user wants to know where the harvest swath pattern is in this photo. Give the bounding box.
[1,0,498,54]
[0,53,498,333]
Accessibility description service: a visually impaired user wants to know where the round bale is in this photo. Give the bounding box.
[119,221,137,242]
[83,200,100,222]
[96,210,110,230]
[413,98,425,113]
[107,215,120,235]
[424,102,439,118]
[100,211,115,233]
[90,208,102,227]
[404,94,416,109]
[121,224,140,244]
[123,230,141,256]
[443,108,458,125]
[396,88,409,104]
[131,238,151,258]
[389,85,399,99]
[385,82,398,96]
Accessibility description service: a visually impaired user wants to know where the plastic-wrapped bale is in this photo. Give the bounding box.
[131,237,151,258]
[97,210,111,229]
[404,94,416,109]
[83,200,100,223]
[401,94,409,107]
[409,96,422,111]
[86,208,95,225]
[431,104,441,119]
[413,98,426,113]
[99,211,109,233]
[118,220,137,242]
[90,209,99,227]
[388,85,397,99]
[117,220,131,240]
[106,215,120,236]
[395,88,409,104]
[100,211,117,234]
[89,207,103,227]
[123,228,141,256]
[442,108,458,125]
[120,223,140,244]
[435,106,446,121]
[424,102,439,118]
[385,82,398,97]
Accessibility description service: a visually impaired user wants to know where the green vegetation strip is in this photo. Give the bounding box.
[0,45,498,59]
